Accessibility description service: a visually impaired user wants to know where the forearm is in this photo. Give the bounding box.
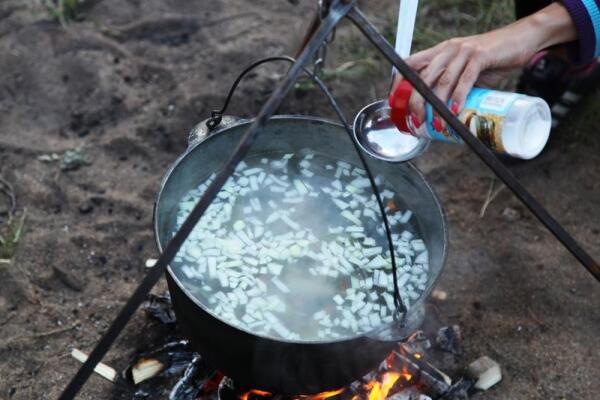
[527,2,578,49]
[483,3,578,68]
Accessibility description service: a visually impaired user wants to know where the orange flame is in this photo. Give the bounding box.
[400,361,414,385]
[366,372,401,400]
[240,388,344,400]
[239,389,271,400]
[239,346,424,400]
[302,388,345,400]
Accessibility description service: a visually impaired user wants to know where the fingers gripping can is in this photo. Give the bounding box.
[389,81,552,159]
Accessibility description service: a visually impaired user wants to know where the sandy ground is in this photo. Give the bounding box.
[0,1,598,399]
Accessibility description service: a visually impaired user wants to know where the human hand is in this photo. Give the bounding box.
[392,2,577,128]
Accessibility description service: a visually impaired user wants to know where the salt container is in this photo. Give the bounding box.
[389,81,551,159]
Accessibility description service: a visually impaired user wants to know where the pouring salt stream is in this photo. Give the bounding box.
[170,151,429,342]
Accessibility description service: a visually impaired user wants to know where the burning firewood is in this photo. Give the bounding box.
[401,331,431,357]
[127,340,196,385]
[388,349,451,398]
[168,358,213,400]
[132,358,166,385]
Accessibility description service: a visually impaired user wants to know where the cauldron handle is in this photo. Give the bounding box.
[193,57,303,146]
[187,115,245,148]
[186,56,309,148]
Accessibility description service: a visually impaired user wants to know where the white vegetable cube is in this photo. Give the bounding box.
[271,276,290,294]
[400,210,413,224]
[415,250,428,264]
[368,313,381,327]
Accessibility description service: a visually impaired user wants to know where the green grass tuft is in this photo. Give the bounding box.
[45,0,81,24]
[0,209,27,262]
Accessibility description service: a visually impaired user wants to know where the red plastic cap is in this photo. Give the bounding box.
[388,80,413,132]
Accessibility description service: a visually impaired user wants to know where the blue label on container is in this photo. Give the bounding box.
[419,88,519,152]
[465,88,518,115]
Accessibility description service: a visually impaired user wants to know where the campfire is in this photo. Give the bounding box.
[64,294,501,400]
[216,340,496,400]
[231,345,424,400]
[192,345,438,400]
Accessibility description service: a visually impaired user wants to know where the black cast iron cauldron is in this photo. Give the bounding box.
[153,115,448,395]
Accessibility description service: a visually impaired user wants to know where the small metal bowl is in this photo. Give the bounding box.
[353,100,429,162]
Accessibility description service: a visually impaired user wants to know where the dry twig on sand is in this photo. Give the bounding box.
[0,321,80,349]
[479,178,505,218]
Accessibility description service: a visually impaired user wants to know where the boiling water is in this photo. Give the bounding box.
[169,150,429,341]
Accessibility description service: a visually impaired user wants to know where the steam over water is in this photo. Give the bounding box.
[170,151,430,341]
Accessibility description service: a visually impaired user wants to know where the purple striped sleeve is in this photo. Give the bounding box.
[559,0,598,64]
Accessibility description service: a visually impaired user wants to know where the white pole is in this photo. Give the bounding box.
[394,0,418,74]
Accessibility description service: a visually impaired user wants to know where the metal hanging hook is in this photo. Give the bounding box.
[312,0,336,77]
